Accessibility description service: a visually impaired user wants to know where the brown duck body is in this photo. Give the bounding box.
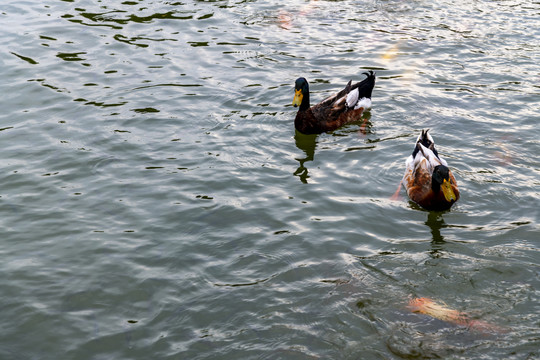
[402,130,460,211]
[404,157,460,211]
[293,71,376,134]
[295,106,366,134]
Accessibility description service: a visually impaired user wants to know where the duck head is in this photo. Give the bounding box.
[293,77,310,110]
[432,165,457,202]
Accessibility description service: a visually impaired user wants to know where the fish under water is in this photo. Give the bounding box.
[408,297,507,334]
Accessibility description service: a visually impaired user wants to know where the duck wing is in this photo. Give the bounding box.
[309,80,352,121]
[403,142,441,203]
[316,80,352,109]
[312,71,375,116]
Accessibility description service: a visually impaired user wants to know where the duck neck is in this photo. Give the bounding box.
[300,89,310,111]
[431,179,441,194]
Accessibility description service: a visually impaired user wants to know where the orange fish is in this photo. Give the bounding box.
[277,11,293,30]
[408,297,506,334]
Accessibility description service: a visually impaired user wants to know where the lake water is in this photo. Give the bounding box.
[1,0,539,359]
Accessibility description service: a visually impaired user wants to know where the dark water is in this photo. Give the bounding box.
[1,0,539,359]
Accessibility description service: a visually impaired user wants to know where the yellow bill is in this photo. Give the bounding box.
[441,178,456,202]
[292,89,303,107]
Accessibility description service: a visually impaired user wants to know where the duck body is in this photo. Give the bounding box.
[292,71,376,134]
[402,129,459,211]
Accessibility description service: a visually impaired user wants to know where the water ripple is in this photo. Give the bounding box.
[1,0,538,359]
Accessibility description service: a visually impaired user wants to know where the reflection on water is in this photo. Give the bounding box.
[425,211,447,257]
[426,211,447,244]
[292,112,374,183]
[293,131,317,183]
[1,0,538,359]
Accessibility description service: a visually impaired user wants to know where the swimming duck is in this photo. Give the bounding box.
[401,129,459,210]
[292,71,376,134]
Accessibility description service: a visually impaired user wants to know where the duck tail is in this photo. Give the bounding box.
[362,70,376,81]
[419,129,431,145]
[412,129,440,157]
[353,70,376,98]
[411,129,426,158]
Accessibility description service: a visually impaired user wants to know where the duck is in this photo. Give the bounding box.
[292,70,376,134]
[401,129,460,210]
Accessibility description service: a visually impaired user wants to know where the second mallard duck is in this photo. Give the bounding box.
[401,129,460,211]
[292,70,376,134]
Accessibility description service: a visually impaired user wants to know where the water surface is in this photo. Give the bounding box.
[1,0,539,359]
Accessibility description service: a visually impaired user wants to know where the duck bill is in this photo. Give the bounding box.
[292,89,303,107]
[441,179,456,202]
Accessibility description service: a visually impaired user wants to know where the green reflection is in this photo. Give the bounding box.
[293,131,318,184]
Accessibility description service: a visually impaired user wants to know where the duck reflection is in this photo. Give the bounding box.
[293,131,318,183]
[425,211,447,257]
[293,119,373,183]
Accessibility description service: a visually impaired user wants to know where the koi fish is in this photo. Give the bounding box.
[408,297,506,334]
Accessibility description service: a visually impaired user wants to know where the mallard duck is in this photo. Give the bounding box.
[401,129,460,210]
[292,70,376,134]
